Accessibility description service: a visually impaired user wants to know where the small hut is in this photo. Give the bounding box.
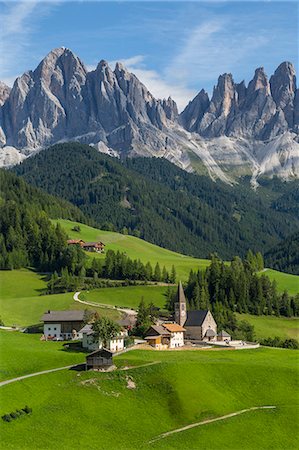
[86,348,113,370]
[217,330,231,342]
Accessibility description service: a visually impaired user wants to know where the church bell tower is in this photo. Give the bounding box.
[174,281,187,326]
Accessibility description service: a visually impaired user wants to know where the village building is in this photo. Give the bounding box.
[217,330,231,342]
[42,310,85,340]
[86,348,113,370]
[82,242,105,253]
[174,282,218,342]
[144,323,185,349]
[67,239,85,247]
[79,323,127,352]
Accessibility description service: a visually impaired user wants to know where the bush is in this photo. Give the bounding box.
[261,336,299,349]
[72,225,81,232]
[2,414,12,422]
[2,406,32,423]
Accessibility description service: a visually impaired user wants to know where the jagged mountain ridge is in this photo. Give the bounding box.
[0,47,298,184]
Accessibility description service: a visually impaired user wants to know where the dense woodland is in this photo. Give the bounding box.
[265,232,299,275]
[165,252,299,333]
[0,170,86,271]
[13,142,299,260]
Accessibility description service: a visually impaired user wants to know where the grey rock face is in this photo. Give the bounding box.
[180,89,209,132]
[0,49,297,182]
[270,62,296,127]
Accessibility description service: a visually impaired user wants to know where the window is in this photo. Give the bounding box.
[54,327,57,331]
[48,328,51,331]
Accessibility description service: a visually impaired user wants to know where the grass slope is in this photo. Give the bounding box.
[80,285,168,310]
[261,269,299,295]
[0,348,298,449]
[237,313,299,341]
[0,330,86,381]
[0,270,120,327]
[53,219,211,279]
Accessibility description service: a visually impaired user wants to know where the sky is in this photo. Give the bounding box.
[0,0,298,110]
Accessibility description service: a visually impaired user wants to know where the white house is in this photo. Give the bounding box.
[41,310,85,340]
[79,324,127,352]
[144,323,185,349]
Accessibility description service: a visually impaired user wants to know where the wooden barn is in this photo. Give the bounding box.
[86,349,113,370]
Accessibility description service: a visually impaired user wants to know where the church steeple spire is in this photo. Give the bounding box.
[174,281,186,326]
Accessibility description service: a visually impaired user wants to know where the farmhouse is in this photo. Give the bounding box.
[145,323,185,349]
[80,323,126,352]
[174,282,218,342]
[67,239,85,246]
[42,310,85,340]
[86,348,113,370]
[82,242,105,253]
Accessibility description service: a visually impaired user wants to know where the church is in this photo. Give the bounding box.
[174,282,220,342]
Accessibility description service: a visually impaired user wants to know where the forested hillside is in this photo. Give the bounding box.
[0,170,86,271]
[13,143,299,260]
[265,233,299,275]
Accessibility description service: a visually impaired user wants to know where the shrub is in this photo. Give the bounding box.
[2,414,12,422]
[10,412,18,419]
[23,405,32,414]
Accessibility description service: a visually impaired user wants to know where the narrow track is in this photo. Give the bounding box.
[149,406,276,443]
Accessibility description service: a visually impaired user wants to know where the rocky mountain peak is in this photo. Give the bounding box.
[270,61,296,127]
[248,67,270,95]
[0,82,11,106]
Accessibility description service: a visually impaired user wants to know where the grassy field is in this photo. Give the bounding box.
[0,330,86,381]
[53,219,210,280]
[0,270,120,327]
[80,285,169,310]
[237,313,299,341]
[0,347,298,449]
[260,269,299,296]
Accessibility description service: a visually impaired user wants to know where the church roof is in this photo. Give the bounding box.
[205,328,216,337]
[218,330,231,337]
[176,281,186,304]
[184,310,209,326]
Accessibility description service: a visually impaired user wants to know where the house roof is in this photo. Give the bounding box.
[67,239,85,244]
[118,315,136,327]
[163,323,186,333]
[42,310,85,322]
[86,348,113,358]
[218,330,231,337]
[205,328,216,337]
[79,324,93,335]
[184,310,209,327]
[82,242,105,247]
[146,325,170,337]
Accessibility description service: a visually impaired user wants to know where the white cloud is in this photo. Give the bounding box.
[0,1,58,85]
[165,18,269,88]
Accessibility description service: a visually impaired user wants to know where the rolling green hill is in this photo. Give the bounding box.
[260,269,299,296]
[53,219,210,280]
[0,347,298,449]
[0,269,120,327]
[13,142,299,260]
[237,313,299,341]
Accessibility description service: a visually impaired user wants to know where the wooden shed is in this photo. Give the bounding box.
[86,348,113,370]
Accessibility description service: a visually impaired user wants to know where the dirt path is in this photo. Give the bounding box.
[0,364,79,387]
[73,291,137,316]
[149,406,276,443]
[117,361,161,371]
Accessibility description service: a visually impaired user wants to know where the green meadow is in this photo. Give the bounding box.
[0,270,120,327]
[237,313,299,341]
[53,219,210,280]
[54,220,299,293]
[260,269,299,296]
[0,330,86,381]
[80,285,168,310]
[0,347,298,449]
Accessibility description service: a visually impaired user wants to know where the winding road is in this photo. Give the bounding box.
[73,291,137,316]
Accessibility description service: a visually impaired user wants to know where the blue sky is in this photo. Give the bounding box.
[0,1,298,110]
